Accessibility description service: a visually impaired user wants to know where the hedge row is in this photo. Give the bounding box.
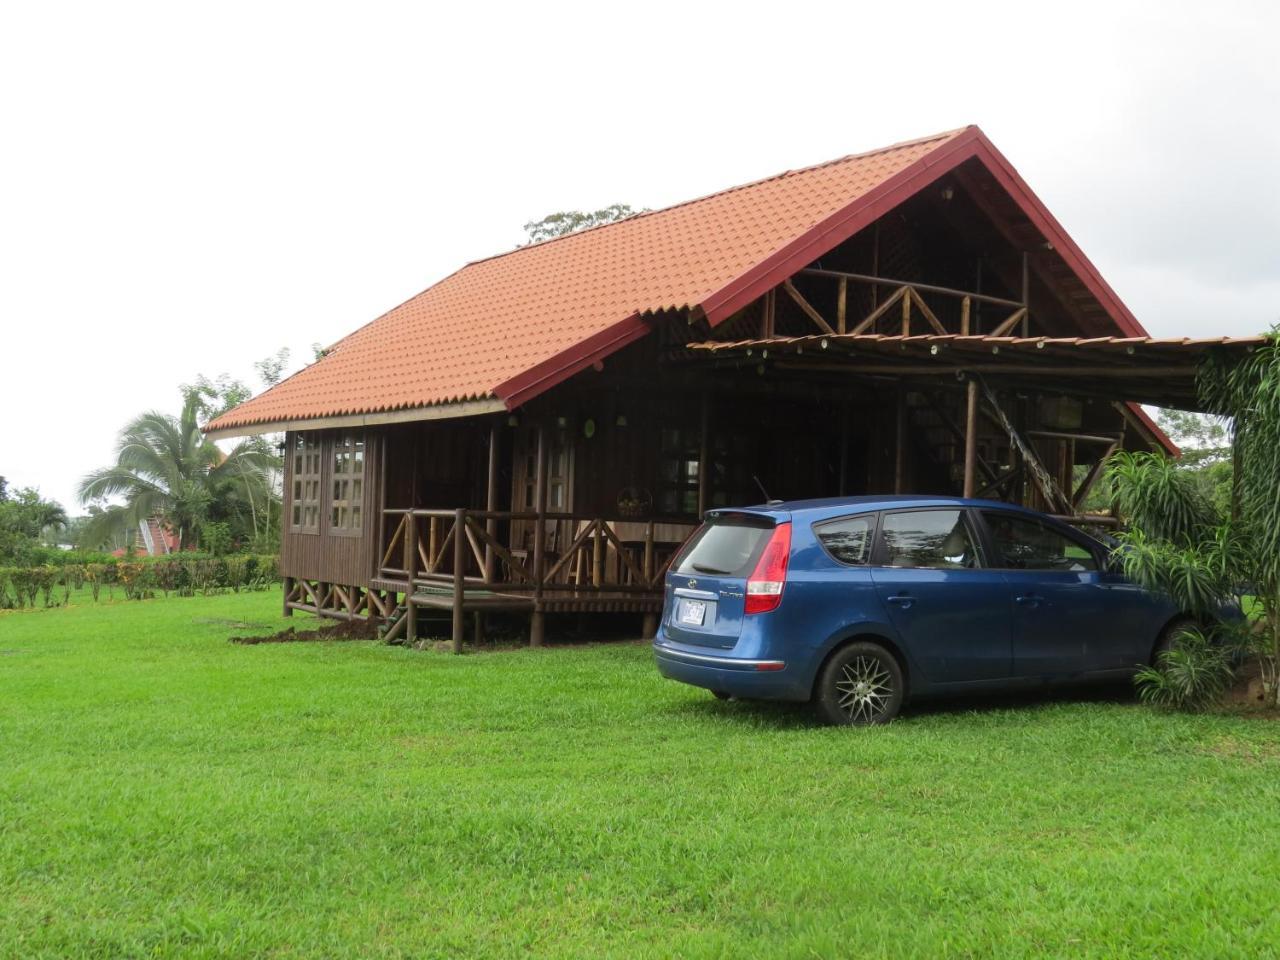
[0,555,280,609]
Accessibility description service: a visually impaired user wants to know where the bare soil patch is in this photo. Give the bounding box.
[229,619,379,644]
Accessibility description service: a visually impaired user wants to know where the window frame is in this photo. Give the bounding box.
[812,512,880,568]
[287,433,322,535]
[974,508,1103,573]
[870,506,988,570]
[327,432,366,539]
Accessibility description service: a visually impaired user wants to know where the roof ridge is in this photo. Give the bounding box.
[463,125,973,270]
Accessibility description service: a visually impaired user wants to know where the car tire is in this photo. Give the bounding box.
[711,690,732,701]
[814,641,905,726]
[1152,617,1195,667]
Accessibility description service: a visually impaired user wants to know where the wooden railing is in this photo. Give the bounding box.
[377,508,690,596]
[793,268,1029,338]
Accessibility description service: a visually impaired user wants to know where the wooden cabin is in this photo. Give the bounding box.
[207,125,1250,650]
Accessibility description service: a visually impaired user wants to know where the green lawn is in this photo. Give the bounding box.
[2,590,1280,958]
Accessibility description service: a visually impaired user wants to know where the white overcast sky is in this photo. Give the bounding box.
[2,1,1277,512]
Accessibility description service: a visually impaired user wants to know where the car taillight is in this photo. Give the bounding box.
[745,522,791,615]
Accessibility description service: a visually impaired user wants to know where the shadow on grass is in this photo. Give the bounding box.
[667,679,1139,730]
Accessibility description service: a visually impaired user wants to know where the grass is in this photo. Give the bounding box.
[3,590,1280,958]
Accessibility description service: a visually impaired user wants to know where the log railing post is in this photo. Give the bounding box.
[592,521,604,588]
[451,508,465,654]
[404,511,416,582]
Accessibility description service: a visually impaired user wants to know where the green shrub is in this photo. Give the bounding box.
[1135,625,1236,712]
[0,554,279,607]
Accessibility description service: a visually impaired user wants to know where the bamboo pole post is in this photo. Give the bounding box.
[484,422,499,583]
[837,276,847,334]
[530,424,547,647]
[405,514,418,645]
[963,379,979,498]
[894,387,907,494]
[697,394,709,518]
[451,508,465,654]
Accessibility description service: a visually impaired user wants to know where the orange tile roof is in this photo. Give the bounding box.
[207,125,1149,433]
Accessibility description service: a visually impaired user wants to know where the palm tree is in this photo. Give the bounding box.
[79,392,276,551]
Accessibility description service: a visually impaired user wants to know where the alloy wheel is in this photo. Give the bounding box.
[834,655,894,723]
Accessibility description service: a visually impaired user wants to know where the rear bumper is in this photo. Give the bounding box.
[653,638,807,700]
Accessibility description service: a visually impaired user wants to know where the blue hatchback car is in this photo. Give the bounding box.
[653,496,1189,725]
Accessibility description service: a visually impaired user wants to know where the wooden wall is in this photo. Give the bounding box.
[280,429,384,586]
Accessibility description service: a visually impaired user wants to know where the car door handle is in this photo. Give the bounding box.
[1015,594,1042,607]
[886,594,915,609]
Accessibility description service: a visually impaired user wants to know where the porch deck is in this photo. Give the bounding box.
[362,507,683,648]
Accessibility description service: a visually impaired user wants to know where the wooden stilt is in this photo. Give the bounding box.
[473,612,484,646]
[531,424,548,646]
[696,393,709,518]
[894,387,907,494]
[282,576,294,616]
[641,613,658,639]
[963,379,979,498]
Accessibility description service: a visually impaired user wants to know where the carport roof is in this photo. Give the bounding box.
[686,333,1267,411]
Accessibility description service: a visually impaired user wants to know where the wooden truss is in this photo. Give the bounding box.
[769,268,1030,339]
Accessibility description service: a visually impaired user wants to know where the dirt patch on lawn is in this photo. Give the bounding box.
[229,619,380,645]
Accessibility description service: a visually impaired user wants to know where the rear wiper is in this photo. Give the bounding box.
[691,563,733,575]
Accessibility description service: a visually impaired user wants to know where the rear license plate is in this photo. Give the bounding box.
[678,599,707,626]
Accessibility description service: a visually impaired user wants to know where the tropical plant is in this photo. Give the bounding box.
[1109,325,1280,709]
[1133,624,1238,712]
[78,391,276,551]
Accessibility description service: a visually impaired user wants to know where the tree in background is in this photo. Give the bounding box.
[78,391,275,552]
[1155,408,1233,516]
[0,484,68,565]
[522,204,640,245]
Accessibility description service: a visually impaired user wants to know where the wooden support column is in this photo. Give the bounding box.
[405,512,417,644]
[530,423,548,647]
[696,393,709,518]
[1020,251,1030,337]
[484,421,499,582]
[960,297,971,337]
[837,277,847,334]
[282,576,294,617]
[641,520,657,638]
[838,399,850,495]
[963,379,979,498]
[900,288,911,336]
[451,507,465,654]
[894,387,907,494]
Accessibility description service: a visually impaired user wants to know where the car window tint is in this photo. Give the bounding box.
[982,512,1098,572]
[879,510,979,569]
[814,515,874,565]
[674,519,771,577]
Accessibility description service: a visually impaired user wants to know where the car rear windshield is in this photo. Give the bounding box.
[673,515,774,578]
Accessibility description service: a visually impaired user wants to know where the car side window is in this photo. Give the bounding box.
[814,515,875,566]
[981,512,1098,572]
[878,509,980,569]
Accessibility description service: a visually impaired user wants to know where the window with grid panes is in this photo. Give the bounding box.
[289,434,321,533]
[330,433,365,534]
